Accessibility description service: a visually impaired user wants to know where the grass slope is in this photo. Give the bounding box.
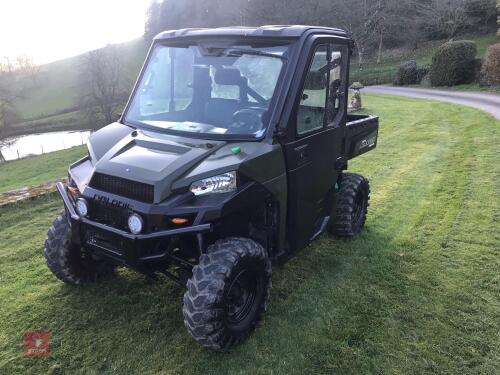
[14,39,149,120]
[5,39,149,138]
[0,95,499,374]
[0,146,85,193]
[351,33,500,85]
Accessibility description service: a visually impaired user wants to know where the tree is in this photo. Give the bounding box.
[418,0,469,39]
[329,0,381,67]
[0,57,13,74]
[371,0,427,62]
[497,0,500,36]
[144,0,163,41]
[142,0,495,68]
[144,0,244,41]
[0,82,21,162]
[78,45,128,127]
[464,0,497,33]
[14,55,41,87]
[245,0,312,25]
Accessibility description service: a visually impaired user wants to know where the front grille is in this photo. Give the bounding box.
[89,201,129,231]
[85,226,126,255]
[89,173,154,203]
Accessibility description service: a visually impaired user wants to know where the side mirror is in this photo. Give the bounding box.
[274,127,286,140]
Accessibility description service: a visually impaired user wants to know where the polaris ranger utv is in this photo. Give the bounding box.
[44,26,378,351]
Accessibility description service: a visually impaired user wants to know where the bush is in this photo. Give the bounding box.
[480,43,500,86]
[471,58,483,83]
[420,71,432,86]
[393,60,430,86]
[430,41,477,86]
[416,66,430,83]
[394,60,418,86]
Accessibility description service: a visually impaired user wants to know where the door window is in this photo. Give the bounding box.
[296,45,328,135]
[326,45,347,125]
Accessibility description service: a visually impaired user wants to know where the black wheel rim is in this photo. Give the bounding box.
[225,269,257,326]
[352,190,365,226]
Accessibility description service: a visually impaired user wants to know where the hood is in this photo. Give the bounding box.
[87,123,226,202]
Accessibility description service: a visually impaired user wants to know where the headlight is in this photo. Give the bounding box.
[75,198,88,217]
[190,172,237,196]
[128,214,144,234]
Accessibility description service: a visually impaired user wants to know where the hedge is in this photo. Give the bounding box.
[430,41,477,86]
[481,43,500,86]
[393,60,430,86]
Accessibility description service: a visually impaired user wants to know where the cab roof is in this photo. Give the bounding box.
[154,25,348,41]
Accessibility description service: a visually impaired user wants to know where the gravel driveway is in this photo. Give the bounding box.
[364,85,500,120]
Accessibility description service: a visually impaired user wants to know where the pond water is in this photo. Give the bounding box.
[0,130,91,161]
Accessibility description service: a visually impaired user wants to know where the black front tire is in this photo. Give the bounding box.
[44,211,115,285]
[330,172,370,237]
[183,237,272,352]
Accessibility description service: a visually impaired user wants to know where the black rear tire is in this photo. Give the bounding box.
[44,211,115,285]
[330,172,370,237]
[183,237,271,352]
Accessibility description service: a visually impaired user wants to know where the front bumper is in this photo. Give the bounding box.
[56,182,211,266]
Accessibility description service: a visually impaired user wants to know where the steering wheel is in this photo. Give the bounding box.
[230,109,265,134]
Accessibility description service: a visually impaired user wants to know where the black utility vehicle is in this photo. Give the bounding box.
[45,26,379,351]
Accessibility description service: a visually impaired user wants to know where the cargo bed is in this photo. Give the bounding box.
[345,114,379,160]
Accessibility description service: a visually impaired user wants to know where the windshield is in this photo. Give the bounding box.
[124,41,289,139]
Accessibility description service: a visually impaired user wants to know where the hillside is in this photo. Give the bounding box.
[351,33,499,86]
[4,38,149,138]
[15,38,148,120]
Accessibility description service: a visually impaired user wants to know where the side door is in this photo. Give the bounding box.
[284,40,349,252]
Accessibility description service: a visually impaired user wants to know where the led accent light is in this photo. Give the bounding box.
[190,172,237,196]
[128,214,144,235]
[75,198,88,217]
[171,218,189,225]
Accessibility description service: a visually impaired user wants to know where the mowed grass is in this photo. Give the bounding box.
[0,95,499,374]
[0,146,86,193]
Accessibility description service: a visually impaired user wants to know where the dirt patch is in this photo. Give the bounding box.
[0,179,67,207]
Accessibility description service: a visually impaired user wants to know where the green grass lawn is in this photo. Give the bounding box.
[350,33,500,85]
[0,95,499,374]
[0,146,86,193]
